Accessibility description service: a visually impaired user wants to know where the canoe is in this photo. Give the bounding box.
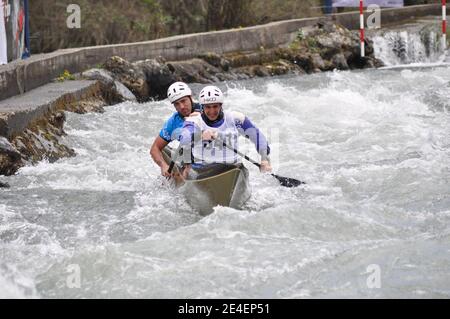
[162,146,251,215]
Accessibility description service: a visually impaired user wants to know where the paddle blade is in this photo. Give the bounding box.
[272,174,305,188]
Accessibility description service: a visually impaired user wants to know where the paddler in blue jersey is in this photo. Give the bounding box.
[178,85,272,173]
[150,82,202,177]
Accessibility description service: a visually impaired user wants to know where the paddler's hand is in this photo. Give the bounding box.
[202,130,218,141]
[161,163,172,178]
[190,111,201,117]
[260,160,272,173]
[181,165,191,179]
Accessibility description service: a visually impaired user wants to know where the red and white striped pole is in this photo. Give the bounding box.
[360,0,365,57]
[443,0,447,50]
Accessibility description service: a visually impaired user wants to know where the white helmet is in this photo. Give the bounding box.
[167,82,192,103]
[199,86,224,105]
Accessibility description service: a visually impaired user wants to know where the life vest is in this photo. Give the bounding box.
[188,111,240,165]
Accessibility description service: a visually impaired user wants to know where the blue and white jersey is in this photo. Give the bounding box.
[159,103,202,142]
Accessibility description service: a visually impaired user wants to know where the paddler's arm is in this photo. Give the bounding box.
[151,116,179,178]
[150,136,171,177]
[178,122,195,145]
[178,120,199,165]
[233,112,272,173]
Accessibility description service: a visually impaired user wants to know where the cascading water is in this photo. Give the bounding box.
[372,23,447,66]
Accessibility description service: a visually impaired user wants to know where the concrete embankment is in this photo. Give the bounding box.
[1,81,102,139]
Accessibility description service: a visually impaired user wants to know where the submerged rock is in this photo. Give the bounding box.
[0,181,9,188]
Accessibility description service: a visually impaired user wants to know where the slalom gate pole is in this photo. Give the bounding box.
[443,0,447,51]
[360,0,365,57]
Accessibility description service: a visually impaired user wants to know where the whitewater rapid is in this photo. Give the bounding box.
[1,65,450,298]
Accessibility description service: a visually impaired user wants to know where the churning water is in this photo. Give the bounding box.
[1,62,450,298]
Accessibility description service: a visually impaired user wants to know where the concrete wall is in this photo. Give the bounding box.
[0,4,443,102]
[0,80,100,139]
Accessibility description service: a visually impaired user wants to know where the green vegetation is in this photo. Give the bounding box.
[56,70,76,82]
[29,0,440,54]
[296,29,305,41]
[30,0,321,53]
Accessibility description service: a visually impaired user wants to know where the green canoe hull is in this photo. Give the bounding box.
[162,147,251,215]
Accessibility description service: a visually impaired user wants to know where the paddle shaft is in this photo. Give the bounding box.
[219,140,263,169]
[169,140,264,171]
[168,145,183,175]
[218,138,305,187]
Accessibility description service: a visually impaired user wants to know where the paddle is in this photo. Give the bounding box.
[167,145,183,175]
[217,138,305,188]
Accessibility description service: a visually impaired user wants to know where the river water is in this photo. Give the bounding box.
[1,60,450,298]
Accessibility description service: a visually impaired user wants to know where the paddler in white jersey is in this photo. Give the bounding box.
[178,85,272,174]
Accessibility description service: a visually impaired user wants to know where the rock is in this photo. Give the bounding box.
[114,81,137,102]
[0,137,22,176]
[135,59,178,100]
[104,56,150,101]
[293,53,315,73]
[347,55,377,69]
[0,181,10,188]
[82,68,137,102]
[315,35,341,59]
[220,59,231,72]
[82,68,115,85]
[0,137,21,161]
[198,52,231,71]
[167,59,220,84]
[311,53,326,71]
[225,50,278,68]
[48,111,66,135]
[331,53,350,70]
[266,60,297,76]
[372,57,385,68]
[252,65,269,77]
[198,52,221,67]
[317,21,337,33]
